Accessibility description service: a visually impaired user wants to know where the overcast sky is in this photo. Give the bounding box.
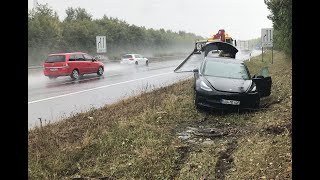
[28,0,273,40]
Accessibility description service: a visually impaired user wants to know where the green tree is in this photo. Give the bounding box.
[64,7,92,22]
[264,0,292,57]
[28,4,62,65]
[28,4,204,65]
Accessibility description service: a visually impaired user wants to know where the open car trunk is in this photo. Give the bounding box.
[174,41,238,72]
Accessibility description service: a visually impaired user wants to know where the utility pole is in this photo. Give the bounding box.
[262,47,263,62]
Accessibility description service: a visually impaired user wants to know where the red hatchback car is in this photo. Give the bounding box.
[43,52,104,80]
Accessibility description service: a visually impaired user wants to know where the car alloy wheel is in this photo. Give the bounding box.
[97,66,104,76]
[71,69,79,80]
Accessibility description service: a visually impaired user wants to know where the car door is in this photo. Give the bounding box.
[74,54,88,74]
[252,67,272,97]
[90,54,100,72]
[141,55,147,64]
[135,54,143,64]
[83,54,97,73]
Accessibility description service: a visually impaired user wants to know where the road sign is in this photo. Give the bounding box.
[96,36,107,53]
[261,28,273,47]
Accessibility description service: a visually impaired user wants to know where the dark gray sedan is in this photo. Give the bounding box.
[193,57,271,110]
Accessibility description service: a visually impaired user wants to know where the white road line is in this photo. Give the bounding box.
[48,76,101,85]
[28,72,173,104]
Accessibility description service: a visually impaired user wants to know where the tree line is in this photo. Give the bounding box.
[28,4,204,65]
[264,0,292,57]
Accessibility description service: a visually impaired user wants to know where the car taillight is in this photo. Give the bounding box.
[129,58,134,60]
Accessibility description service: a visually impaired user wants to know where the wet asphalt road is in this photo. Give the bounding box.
[28,50,261,129]
[28,59,194,128]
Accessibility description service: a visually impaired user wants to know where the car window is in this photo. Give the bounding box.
[258,67,270,77]
[122,55,132,59]
[83,54,93,61]
[69,55,76,61]
[75,54,85,61]
[135,54,141,58]
[203,61,250,80]
[46,55,66,63]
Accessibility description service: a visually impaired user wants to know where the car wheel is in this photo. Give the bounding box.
[194,91,202,111]
[48,76,57,80]
[135,61,138,65]
[146,60,149,66]
[97,66,104,76]
[70,69,80,80]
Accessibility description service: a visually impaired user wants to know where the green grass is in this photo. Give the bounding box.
[28,51,292,179]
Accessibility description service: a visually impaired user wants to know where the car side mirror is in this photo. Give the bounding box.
[193,68,199,73]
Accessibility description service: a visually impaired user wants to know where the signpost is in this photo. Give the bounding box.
[96,36,107,53]
[261,28,274,63]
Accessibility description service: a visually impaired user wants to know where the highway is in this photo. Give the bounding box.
[28,50,260,129]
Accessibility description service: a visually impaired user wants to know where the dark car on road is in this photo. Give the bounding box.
[193,57,271,110]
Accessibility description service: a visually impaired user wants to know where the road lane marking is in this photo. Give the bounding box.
[28,72,173,104]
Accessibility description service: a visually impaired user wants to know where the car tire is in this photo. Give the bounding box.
[70,69,80,80]
[97,66,104,76]
[146,60,149,66]
[194,91,202,111]
[135,61,138,65]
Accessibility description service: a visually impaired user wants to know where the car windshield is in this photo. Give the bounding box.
[203,60,250,80]
[46,55,66,63]
[122,55,132,58]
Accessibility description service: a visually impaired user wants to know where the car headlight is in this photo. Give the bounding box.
[200,81,212,91]
[249,83,257,92]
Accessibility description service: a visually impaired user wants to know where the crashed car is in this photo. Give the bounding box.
[193,58,271,110]
[174,41,272,110]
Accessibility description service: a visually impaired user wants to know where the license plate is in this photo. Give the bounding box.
[221,99,240,105]
[50,68,58,71]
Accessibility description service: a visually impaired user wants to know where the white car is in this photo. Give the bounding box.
[120,54,149,66]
